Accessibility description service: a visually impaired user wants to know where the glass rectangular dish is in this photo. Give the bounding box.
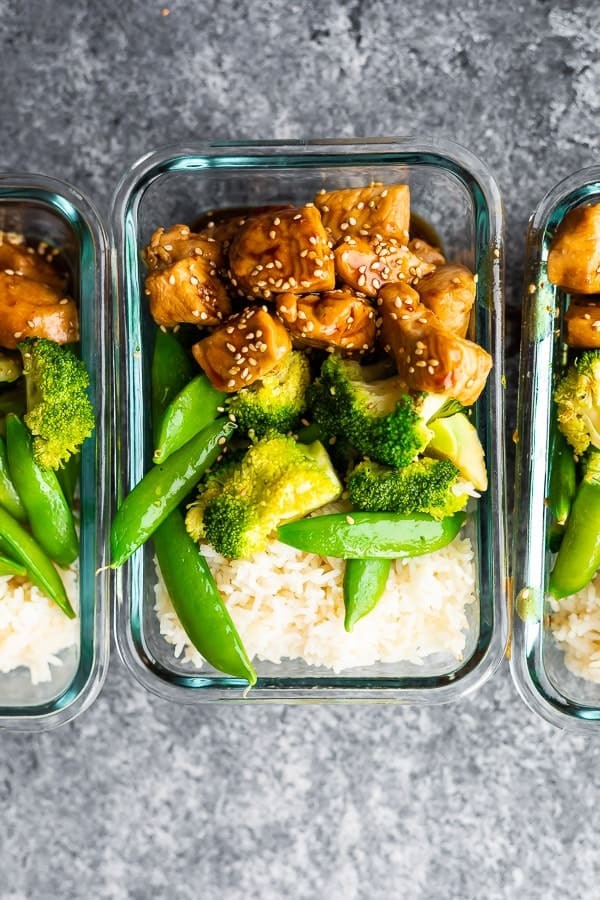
[512,165,600,731]
[111,138,507,703]
[0,174,110,731]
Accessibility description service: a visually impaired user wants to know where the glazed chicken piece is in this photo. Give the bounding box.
[0,273,79,349]
[378,283,492,406]
[194,206,293,252]
[228,206,335,300]
[408,238,445,268]
[192,306,292,392]
[143,224,223,271]
[145,257,231,328]
[276,289,376,356]
[547,204,600,294]
[334,235,435,298]
[314,184,410,244]
[416,263,476,337]
[564,299,600,347]
[0,235,66,291]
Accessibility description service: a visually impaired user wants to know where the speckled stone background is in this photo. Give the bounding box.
[1,2,599,898]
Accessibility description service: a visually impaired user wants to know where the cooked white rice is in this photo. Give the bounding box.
[154,535,476,674]
[549,581,600,683]
[0,562,79,684]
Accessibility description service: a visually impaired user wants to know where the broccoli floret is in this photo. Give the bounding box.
[226,351,310,437]
[185,433,342,558]
[347,458,471,520]
[18,338,94,469]
[555,351,600,457]
[307,354,447,467]
[185,451,246,543]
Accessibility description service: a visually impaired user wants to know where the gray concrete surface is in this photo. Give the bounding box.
[1,1,599,898]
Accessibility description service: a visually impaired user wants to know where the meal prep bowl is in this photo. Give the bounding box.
[0,174,110,731]
[512,165,600,732]
[112,138,507,703]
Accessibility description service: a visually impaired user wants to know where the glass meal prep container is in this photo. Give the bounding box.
[512,165,600,732]
[0,174,110,731]
[111,138,508,704]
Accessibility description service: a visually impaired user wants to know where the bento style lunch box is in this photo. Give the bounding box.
[0,174,110,730]
[0,139,508,727]
[513,165,600,733]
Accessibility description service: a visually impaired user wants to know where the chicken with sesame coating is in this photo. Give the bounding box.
[334,235,435,298]
[0,231,66,291]
[0,273,79,349]
[276,288,377,356]
[378,283,492,406]
[228,206,335,300]
[416,263,476,338]
[408,238,446,268]
[145,257,231,328]
[143,224,224,271]
[314,184,410,244]
[192,306,292,392]
[547,203,600,294]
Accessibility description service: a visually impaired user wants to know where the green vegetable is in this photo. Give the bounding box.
[547,425,577,552]
[0,555,27,577]
[186,433,342,559]
[154,510,256,684]
[0,435,26,521]
[426,412,488,491]
[227,351,311,437]
[555,351,600,457]
[0,352,22,383]
[5,414,78,566]
[111,418,236,567]
[0,506,75,618]
[153,374,226,464]
[278,510,465,558]
[56,452,80,510]
[308,354,447,467]
[343,558,391,631]
[151,328,195,443]
[549,449,600,599]
[347,458,470,520]
[19,338,95,469]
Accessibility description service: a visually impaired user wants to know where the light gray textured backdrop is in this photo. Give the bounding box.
[1,2,599,898]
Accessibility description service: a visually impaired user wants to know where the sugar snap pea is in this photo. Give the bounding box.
[154,510,256,684]
[343,558,392,631]
[547,426,577,553]
[5,414,78,567]
[151,329,194,444]
[111,417,236,567]
[153,375,226,464]
[0,555,27,577]
[278,511,465,559]
[0,435,26,522]
[0,506,75,618]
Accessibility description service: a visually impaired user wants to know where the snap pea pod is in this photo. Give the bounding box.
[549,458,600,599]
[547,426,577,553]
[343,558,392,631]
[154,510,256,684]
[151,329,194,444]
[5,414,78,567]
[0,506,75,618]
[0,435,26,522]
[0,555,27,577]
[278,511,465,559]
[56,452,80,510]
[111,418,236,567]
[154,375,226,464]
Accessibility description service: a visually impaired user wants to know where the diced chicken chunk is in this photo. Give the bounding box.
[315,184,410,244]
[145,257,231,328]
[194,206,293,252]
[276,289,376,356]
[548,204,600,294]
[0,239,66,290]
[408,238,445,268]
[564,299,600,347]
[378,283,492,406]
[0,273,79,349]
[143,224,223,271]
[192,306,291,392]
[416,263,476,337]
[334,236,435,298]
[228,206,335,300]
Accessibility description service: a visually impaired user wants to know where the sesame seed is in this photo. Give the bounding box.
[227,379,236,388]
[300,249,308,258]
[269,230,276,240]
[274,217,281,225]
[190,276,199,285]
[168,275,176,285]
[345,515,355,525]
[200,312,208,320]
[309,236,318,245]
[293,214,302,221]
[226,342,236,352]
[408,366,415,373]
